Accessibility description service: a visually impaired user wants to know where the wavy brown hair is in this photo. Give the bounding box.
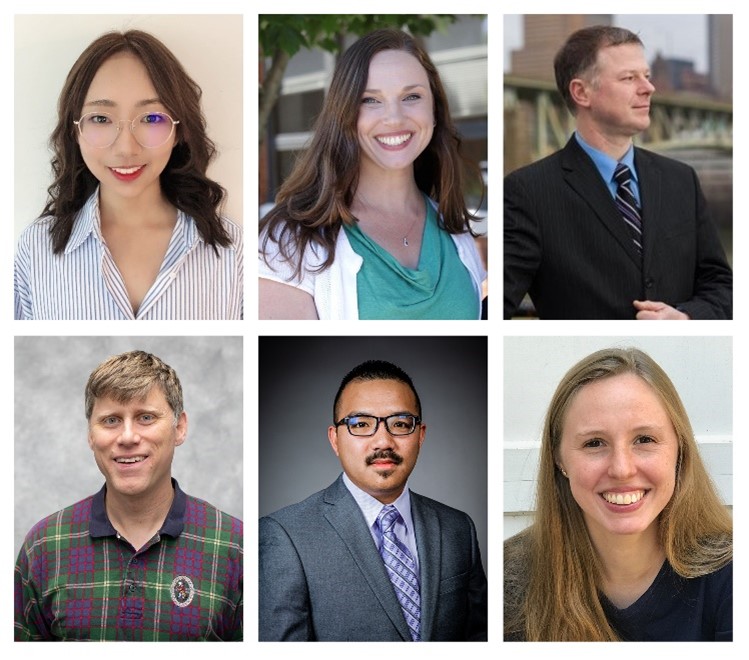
[260,28,480,280]
[505,348,732,641]
[42,29,230,254]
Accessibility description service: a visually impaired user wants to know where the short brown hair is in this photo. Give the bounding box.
[554,25,643,113]
[85,350,183,421]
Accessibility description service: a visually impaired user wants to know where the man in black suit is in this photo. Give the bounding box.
[504,26,732,320]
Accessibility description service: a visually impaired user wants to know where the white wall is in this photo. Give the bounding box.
[503,336,732,539]
[14,14,243,241]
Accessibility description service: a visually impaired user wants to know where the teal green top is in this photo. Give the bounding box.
[342,198,478,319]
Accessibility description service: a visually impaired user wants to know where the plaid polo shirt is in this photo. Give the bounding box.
[14,479,243,641]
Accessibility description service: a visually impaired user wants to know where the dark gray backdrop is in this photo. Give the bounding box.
[14,336,242,554]
[258,335,488,559]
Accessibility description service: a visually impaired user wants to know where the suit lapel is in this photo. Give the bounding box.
[562,137,642,267]
[322,478,411,641]
[634,147,661,270]
[410,493,440,641]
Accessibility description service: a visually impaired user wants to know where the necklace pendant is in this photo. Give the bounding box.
[403,237,409,247]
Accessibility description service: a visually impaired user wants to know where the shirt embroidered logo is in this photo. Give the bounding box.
[170,575,195,607]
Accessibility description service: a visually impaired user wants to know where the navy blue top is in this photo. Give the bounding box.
[600,560,732,641]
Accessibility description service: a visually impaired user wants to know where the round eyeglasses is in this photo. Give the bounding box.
[334,414,421,437]
[74,111,180,149]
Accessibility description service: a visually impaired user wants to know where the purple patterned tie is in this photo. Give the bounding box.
[614,163,643,254]
[377,505,421,641]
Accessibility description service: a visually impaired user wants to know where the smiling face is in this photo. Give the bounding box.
[328,378,425,503]
[557,373,679,545]
[356,49,434,178]
[88,385,186,500]
[78,52,176,207]
[575,43,655,140]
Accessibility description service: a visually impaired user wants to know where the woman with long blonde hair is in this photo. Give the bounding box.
[505,348,732,641]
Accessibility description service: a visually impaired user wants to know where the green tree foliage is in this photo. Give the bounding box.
[259,14,457,142]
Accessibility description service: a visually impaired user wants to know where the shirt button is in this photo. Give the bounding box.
[129,584,136,593]
[132,558,138,564]
[644,277,654,289]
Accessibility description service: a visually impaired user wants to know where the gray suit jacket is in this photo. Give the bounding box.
[259,475,487,641]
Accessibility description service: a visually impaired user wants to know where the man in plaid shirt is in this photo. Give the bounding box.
[14,351,243,641]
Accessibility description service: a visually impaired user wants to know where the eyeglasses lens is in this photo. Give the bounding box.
[78,112,175,148]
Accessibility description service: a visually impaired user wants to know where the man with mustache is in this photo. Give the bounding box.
[504,25,732,320]
[259,359,487,641]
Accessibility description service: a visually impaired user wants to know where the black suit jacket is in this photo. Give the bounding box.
[504,137,732,319]
[259,476,487,641]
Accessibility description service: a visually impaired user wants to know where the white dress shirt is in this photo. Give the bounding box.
[341,472,420,572]
[14,191,243,320]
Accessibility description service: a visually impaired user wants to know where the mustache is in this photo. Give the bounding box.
[365,449,404,466]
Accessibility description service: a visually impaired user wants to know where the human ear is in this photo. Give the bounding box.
[327,425,340,456]
[569,78,591,109]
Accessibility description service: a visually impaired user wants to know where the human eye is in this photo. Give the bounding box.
[389,415,412,429]
[139,413,156,424]
[86,114,112,125]
[635,435,656,444]
[403,93,422,102]
[141,112,166,124]
[348,416,372,429]
[361,96,380,105]
[101,416,120,427]
[582,438,605,448]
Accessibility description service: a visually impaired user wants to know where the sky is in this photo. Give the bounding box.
[504,14,709,73]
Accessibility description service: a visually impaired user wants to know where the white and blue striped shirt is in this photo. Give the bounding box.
[14,192,243,320]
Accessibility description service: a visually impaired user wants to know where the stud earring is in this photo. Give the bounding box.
[558,465,568,478]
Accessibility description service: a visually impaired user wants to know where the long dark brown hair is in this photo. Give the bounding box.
[42,29,231,254]
[260,28,480,280]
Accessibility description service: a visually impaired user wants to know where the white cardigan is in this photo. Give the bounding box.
[259,217,485,320]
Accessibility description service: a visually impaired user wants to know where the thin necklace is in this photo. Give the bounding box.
[354,192,422,247]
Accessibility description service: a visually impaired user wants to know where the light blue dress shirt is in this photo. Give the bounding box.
[574,131,642,205]
[14,191,243,320]
[341,472,420,572]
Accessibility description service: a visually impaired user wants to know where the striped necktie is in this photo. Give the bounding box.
[377,505,421,641]
[613,163,643,254]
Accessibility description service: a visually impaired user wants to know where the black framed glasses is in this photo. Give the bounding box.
[335,414,421,437]
[74,111,179,149]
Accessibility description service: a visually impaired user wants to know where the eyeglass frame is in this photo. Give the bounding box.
[73,111,180,149]
[334,414,422,437]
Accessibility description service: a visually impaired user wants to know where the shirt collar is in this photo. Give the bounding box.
[64,188,200,255]
[341,472,415,535]
[90,477,187,539]
[574,131,638,184]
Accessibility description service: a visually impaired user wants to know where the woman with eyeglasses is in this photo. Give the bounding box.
[259,28,485,320]
[14,30,242,320]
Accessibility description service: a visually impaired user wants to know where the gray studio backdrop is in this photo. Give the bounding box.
[14,336,242,554]
[258,336,488,558]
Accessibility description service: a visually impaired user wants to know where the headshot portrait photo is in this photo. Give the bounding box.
[503,14,733,320]
[503,335,732,641]
[14,13,243,243]
[259,15,488,320]
[14,335,243,560]
[258,335,487,641]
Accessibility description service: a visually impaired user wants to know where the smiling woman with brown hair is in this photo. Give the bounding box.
[505,348,732,641]
[14,29,242,320]
[259,28,484,320]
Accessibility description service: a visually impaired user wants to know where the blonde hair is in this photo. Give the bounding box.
[85,350,183,422]
[505,347,732,641]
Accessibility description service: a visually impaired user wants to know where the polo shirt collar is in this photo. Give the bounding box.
[90,478,187,539]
